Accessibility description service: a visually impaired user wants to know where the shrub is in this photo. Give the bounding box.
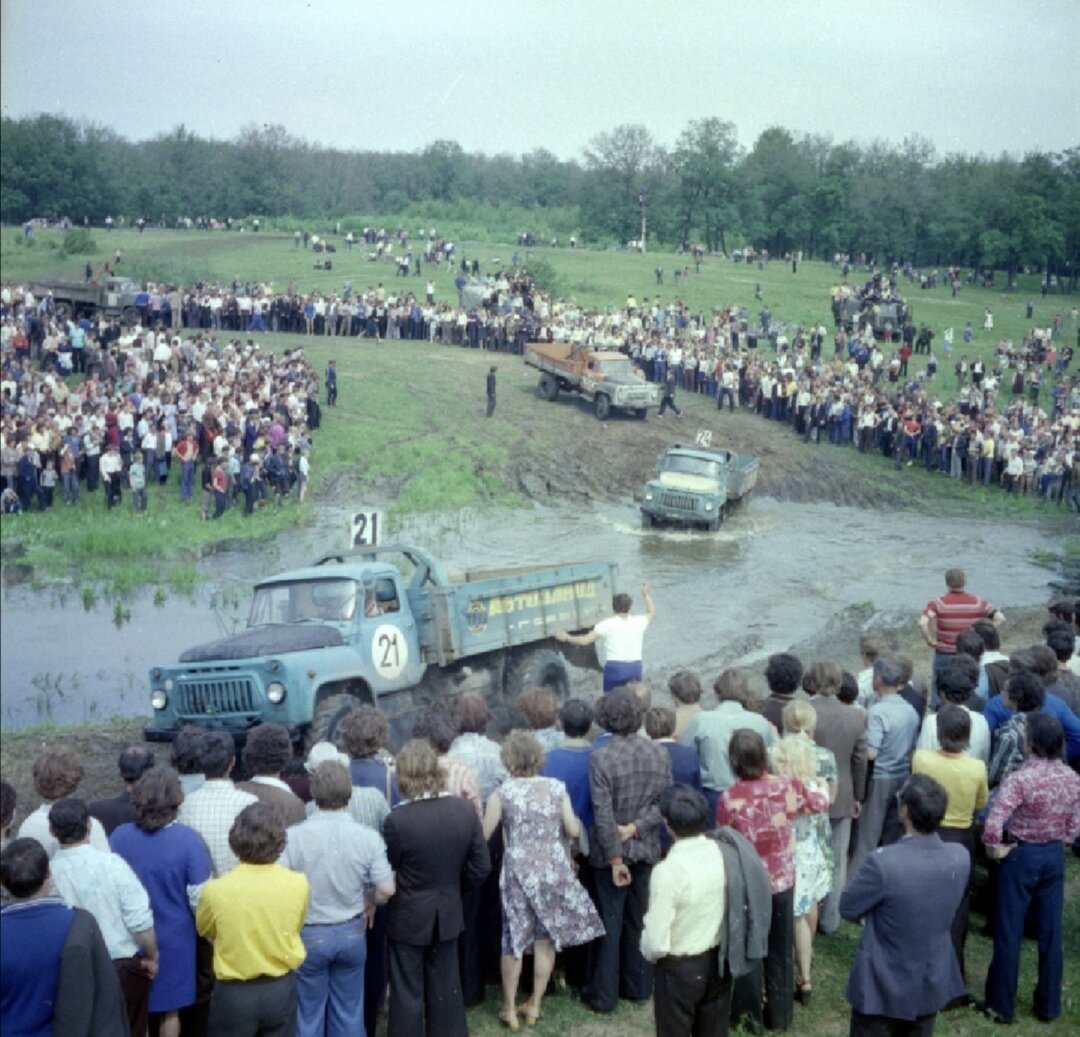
[62,228,98,255]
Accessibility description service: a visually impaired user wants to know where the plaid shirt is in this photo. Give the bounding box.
[588,735,672,867]
[178,779,258,877]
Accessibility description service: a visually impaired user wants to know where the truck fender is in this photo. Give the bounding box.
[305,680,373,750]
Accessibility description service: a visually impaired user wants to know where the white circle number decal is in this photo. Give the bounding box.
[371,624,408,679]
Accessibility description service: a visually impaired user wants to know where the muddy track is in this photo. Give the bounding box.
[502,400,913,511]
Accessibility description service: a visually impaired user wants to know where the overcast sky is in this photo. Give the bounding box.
[2,0,1077,161]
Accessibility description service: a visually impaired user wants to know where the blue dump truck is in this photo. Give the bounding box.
[146,545,616,748]
[641,443,760,531]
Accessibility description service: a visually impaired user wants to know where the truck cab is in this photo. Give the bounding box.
[642,446,730,531]
[146,558,423,747]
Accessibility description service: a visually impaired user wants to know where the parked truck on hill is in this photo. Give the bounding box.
[524,341,660,420]
[145,544,616,748]
[29,276,144,323]
[641,443,759,531]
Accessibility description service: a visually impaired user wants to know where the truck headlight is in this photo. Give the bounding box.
[151,689,168,710]
[704,502,714,511]
[266,681,286,704]
[645,491,654,501]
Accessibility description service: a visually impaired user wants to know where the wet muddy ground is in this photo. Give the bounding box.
[0,490,1065,729]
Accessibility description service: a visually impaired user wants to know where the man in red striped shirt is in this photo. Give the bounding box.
[919,568,1004,704]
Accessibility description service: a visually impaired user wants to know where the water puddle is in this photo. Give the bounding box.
[0,496,1061,729]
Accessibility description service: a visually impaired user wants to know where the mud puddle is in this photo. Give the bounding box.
[0,496,1060,729]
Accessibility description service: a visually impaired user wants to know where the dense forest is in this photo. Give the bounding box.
[2,114,1078,283]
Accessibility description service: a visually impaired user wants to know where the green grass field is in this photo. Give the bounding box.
[0,229,1072,596]
[5,226,1075,387]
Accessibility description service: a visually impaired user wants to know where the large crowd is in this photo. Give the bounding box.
[2,573,1079,1037]
[4,258,1077,520]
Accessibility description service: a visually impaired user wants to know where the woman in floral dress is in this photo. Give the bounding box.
[770,700,836,1004]
[482,732,604,1029]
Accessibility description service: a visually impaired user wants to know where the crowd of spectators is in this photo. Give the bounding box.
[4,262,1078,517]
[2,595,1078,1037]
[1,283,320,517]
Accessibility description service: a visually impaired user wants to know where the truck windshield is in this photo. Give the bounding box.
[594,358,633,376]
[662,455,720,479]
[249,579,360,625]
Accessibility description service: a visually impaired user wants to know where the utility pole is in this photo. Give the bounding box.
[639,187,647,254]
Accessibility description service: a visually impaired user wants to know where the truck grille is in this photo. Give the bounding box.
[660,492,699,512]
[176,677,258,716]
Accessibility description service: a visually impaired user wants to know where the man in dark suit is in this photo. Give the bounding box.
[809,664,868,934]
[382,740,491,1037]
[88,745,155,836]
[840,773,969,1037]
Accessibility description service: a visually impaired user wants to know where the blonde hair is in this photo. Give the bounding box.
[781,699,817,737]
[771,733,817,782]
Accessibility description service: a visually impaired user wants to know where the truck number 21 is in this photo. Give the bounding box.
[371,622,408,679]
[378,632,399,668]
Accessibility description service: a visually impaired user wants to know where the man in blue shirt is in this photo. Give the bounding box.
[983,676,1080,764]
[1,837,127,1035]
[850,658,921,877]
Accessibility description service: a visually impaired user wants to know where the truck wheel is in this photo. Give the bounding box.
[121,306,139,325]
[305,688,367,750]
[706,514,721,533]
[634,408,648,420]
[498,647,570,733]
[538,374,559,401]
[641,512,655,529]
[595,395,612,420]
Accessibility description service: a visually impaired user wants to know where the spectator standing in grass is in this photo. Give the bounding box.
[840,774,969,1037]
[981,714,1080,1025]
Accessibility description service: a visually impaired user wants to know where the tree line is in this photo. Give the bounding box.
[2,114,1077,284]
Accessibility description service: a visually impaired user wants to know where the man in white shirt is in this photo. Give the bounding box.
[49,798,159,1036]
[178,731,257,878]
[641,785,729,1037]
[916,656,991,764]
[556,584,657,692]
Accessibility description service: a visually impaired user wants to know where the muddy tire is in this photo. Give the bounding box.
[634,408,648,420]
[706,514,721,532]
[595,394,612,421]
[305,687,368,751]
[642,511,656,529]
[496,646,570,733]
[121,306,139,325]
[538,374,559,401]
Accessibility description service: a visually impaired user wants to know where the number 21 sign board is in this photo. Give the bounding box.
[351,510,383,547]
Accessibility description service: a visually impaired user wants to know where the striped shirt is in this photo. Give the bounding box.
[923,591,997,653]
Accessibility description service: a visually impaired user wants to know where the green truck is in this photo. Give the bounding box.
[145,544,616,748]
[641,443,759,531]
[29,276,144,323]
